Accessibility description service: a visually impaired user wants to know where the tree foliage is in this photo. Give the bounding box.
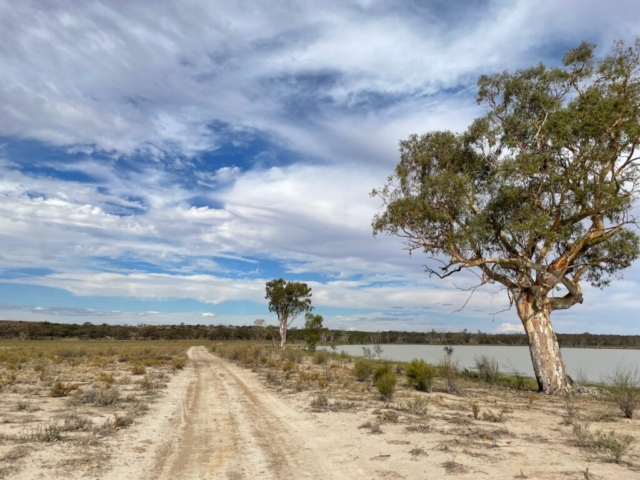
[304,313,324,351]
[373,39,640,313]
[265,278,313,347]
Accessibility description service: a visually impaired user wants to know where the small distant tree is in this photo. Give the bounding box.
[304,313,324,351]
[373,39,640,394]
[253,318,267,341]
[265,279,313,348]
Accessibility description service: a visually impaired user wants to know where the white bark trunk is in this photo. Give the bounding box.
[279,323,287,349]
[516,296,571,394]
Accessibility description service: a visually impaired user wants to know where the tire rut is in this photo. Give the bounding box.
[153,346,338,480]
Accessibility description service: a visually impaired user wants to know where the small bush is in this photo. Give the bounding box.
[139,376,154,392]
[172,358,186,370]
[471,402,480,419]
[405,396,429,416]
[358,421,383,434]
[131,364,146,375]
[593,430,636,463]
[280,349,303,364]
[481,409,505,423]
[313,350,329,365]
[114,413,134,429]
[31,423,63,442]
[15,400,29,412]
[49,382,80,398]
[375,371,397,401]
[354,359,373,382]
[572,421,635,463]
[474,356,500,384]
[438,354,459,394]
[406,359,435,392]
[310,395,328,410]
[606,364,640,419]
[373,364,392,383]
[282,360,295,372]
[98,372,115,388]
[68,387,120,406]
[61,413,92,432]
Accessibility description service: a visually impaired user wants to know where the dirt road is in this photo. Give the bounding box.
[108,346,366,480]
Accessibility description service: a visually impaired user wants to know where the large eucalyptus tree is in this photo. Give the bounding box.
[372,40,640,394]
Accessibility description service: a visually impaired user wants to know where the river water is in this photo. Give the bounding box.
[330,344,640,383]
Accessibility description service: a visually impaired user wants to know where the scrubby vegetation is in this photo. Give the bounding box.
[0,339,194,477]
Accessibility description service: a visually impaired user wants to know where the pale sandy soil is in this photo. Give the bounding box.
[3,345,639,479]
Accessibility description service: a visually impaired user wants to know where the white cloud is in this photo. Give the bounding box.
[199,312,217,318]
[495,323,523,334]
[1,0,638,160]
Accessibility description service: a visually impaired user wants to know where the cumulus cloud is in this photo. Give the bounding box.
[495,323,523,334]
[199,312,217,318]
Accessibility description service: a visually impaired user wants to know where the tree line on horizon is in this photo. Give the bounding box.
[1,320,639,349]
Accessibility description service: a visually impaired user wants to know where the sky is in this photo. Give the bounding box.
[1,0,640,334]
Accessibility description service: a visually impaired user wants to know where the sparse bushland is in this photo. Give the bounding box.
[206,341,639,477]
[0,339,197,478]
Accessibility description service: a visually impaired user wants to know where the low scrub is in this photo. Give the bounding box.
[49,382,80,398]
[438,354,459,394]
[572,421,635,463]
[606,364,640,419]
[313,350,329,365]
[354,359,373,382]
[405,396,429,416]
[310,394,328,410]
[474,356,500,385]
[406,359,435,392]
[68,387,120,406]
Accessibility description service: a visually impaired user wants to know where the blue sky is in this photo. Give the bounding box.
[1,0,640,334]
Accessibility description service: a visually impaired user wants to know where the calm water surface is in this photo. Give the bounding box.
[332,344,640,383]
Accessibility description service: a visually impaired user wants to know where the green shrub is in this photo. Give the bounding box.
[406,359,435,392]
[354,359,373,381]
[375,371,397,401]
[373,363,392,383]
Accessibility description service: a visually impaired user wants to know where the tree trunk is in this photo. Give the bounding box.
[279,323,287,349]
[515,295,572,394]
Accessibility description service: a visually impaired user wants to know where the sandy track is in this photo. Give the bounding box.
[112,346,365,480]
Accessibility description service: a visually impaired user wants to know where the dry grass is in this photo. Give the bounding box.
[0,339,198,478]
